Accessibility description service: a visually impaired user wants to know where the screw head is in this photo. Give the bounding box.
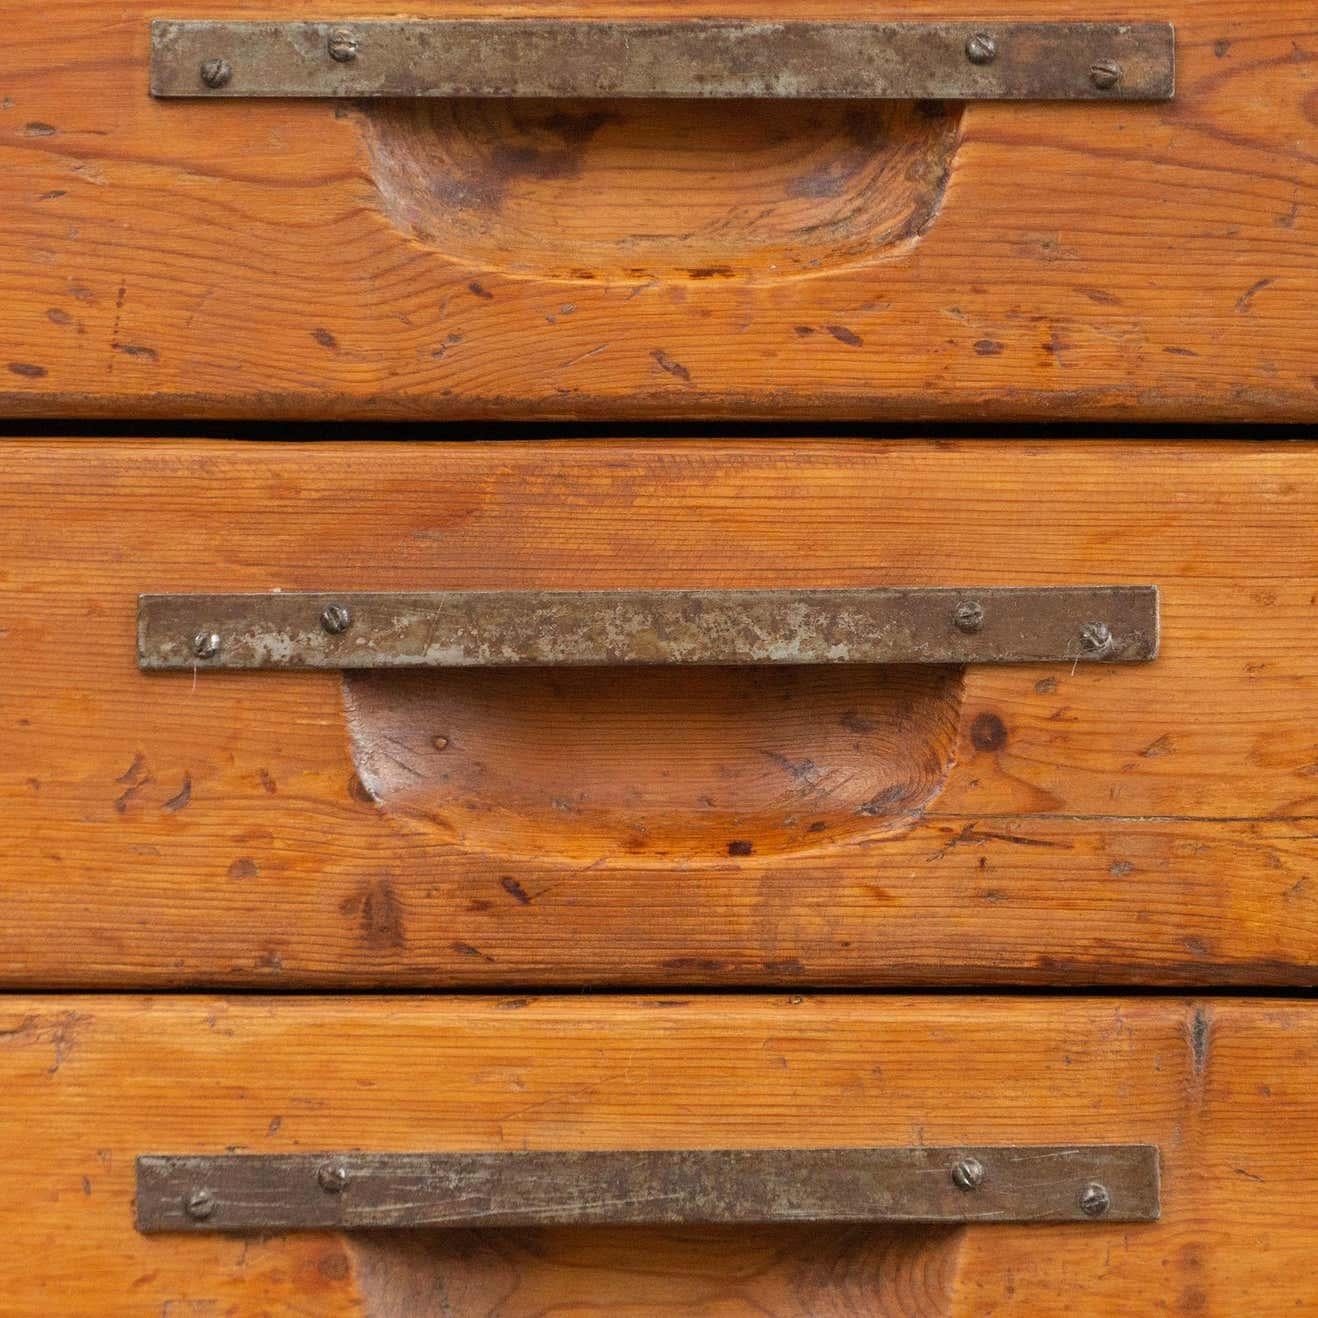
[318,1162,350,1194]
[328,28,359,63]
[199,58,232,89]
[1080,1181,1112,1217]
[954,601,985,634]
[193,631,221,660]
[185,1188,216,1220]
[1090,59,1123,90]
[1080,621,1113,655]
[965,33,997,66]
[320,603,353,635]
[951,1156,985,1191]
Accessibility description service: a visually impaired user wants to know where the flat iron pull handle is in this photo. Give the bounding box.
[150,20,1175,102]
[137,587,1160,672]
[136,1145,1161,1233]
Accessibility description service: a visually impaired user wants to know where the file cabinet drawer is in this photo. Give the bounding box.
[0,994,1313,1314]
[2,2,1312,421]
[2,437,1314,987]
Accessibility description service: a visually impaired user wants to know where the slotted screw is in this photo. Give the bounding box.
[965,33,997,66]
[193,631,221,660]
[320,603,353,635]
[199,59,232,89]
[318,1162,350,1194]
[328,28,359,63]
[1080,1182,1112,1217]
[954,601,985,634]
[185,1188,216,1220]
[951,1156,985,1191]
[1090,59,1123,90]
[1080,621,1113,654]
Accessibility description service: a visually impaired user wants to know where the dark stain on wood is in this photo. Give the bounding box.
[1235,278,1275,314]
[113,344,159,363]
[452,941,495,961]
[500,877,532,905]
[162,773,192,813]
[338,880,407,950]
[825,325,863,348]
[651,350,692,383]
[970,712,1008,752]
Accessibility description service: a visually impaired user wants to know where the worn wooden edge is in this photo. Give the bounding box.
[3,392,1314,423]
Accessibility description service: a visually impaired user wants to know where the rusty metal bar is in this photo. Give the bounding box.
[136,1146,1161,1232]
[150,20,1175,101]
[137,587,1159,671]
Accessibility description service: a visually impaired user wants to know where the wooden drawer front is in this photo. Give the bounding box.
[2,438,1314,987]
[0,994,1313,1314]
[3,2,1313,422]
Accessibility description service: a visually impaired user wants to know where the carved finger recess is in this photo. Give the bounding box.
[342,665,964,863]
[360,99,963,280]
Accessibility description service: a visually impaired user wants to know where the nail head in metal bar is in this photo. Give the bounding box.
[150,20,1175,101]
[136,1145,1160,1233]
[137,587,1159,671]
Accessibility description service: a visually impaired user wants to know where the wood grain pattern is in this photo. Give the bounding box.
[0,994,1315,1314]
[2,438,1315,986]
[1,0,1313,419]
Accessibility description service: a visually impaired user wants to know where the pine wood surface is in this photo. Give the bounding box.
[2,438,1315,987]
[1,0,1313,420]
[0,993,1315,1314]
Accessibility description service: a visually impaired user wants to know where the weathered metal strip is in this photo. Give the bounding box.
[136,1146,1160,1232]
[150,20,1175,101]
[137,586,1159,670]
